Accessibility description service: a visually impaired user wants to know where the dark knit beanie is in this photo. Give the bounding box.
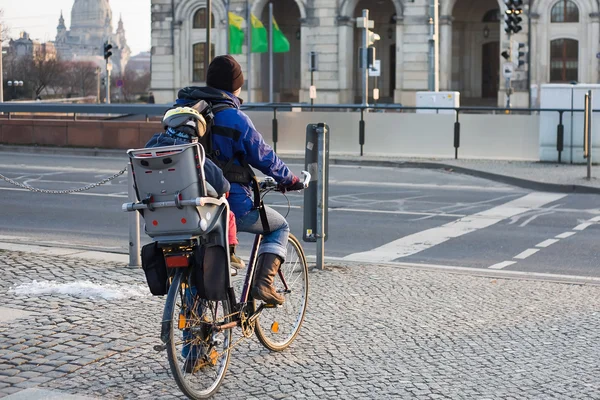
[206,55,244,93]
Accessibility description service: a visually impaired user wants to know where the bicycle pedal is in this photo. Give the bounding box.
[263,303,283,309]
[153,344,167,352]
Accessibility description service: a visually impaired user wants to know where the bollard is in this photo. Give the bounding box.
[454,112,461,160]
[557,111,564,163]
[128,163,141,268]
[359,109,365,156]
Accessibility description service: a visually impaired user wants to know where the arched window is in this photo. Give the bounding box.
[193,7,215,29]
[482,9,501,22]
[551,0,579,22]
[550,39,578,82]
[192,42,216,82]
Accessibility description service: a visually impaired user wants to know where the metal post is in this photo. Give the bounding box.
[268,2,274,103]
[225,0,230,55]
[316,125,327,270]
[434,0,439,92]
[428,0,439,91]
[527,0,532,108]
[0,24,3,103]
[246,0,252,103]
[310,69,314,111]
[361,9,369,107]
[586,90,593,180]
[128,163,141,268]
[206,0,212,70]
[96,67,101,103]
[105,61,111,104]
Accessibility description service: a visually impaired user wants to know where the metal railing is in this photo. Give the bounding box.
[1,101,598,161]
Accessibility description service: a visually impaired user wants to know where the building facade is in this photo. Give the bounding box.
[55,0,130,75]
[150,0,600,106]
[8,32,57,60]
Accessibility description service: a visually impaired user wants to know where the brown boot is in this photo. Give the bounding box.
[229,245,245,269]
[251,253,285,305]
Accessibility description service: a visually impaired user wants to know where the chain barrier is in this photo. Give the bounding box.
[0,165,128,194]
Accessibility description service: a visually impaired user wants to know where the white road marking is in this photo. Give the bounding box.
[514,248,540,259]
[536,239,559,248]
[309,256,600,285]
[489,261,517,270]
[344,192,567,263]
[329,180,514,192]
[574,223,593,231]
[556,231,576,239]
[591,216,600,222]
[0,163,122,174]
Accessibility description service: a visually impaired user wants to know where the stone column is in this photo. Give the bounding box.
[394,16,404,103]
[439,15,453,91]
[337,16,354,104]
[173,22,182,90]
[590,12,600,83]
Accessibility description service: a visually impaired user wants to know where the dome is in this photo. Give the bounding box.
[70,0,112,30]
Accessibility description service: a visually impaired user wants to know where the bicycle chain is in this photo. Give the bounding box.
[0,166,128,194]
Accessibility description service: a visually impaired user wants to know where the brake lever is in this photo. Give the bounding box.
[301,170,311,189]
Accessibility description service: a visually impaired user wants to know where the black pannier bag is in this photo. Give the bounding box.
[141,242,169,296]
[193,244,229,301]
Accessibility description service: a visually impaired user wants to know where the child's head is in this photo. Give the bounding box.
[162,106,207,140]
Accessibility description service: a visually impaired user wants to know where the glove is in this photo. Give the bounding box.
[278,176,304,192]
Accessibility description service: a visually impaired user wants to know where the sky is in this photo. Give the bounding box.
[0,0,151,55]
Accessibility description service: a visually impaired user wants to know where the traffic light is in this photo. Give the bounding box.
[366,30,380,68]
[511,41,526,67]
[504,0,524,34]
[367,30,380,47]
[103,42,113,60]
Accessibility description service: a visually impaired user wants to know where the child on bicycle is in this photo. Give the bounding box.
[145,106,245,269]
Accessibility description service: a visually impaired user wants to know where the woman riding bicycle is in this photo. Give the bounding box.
[176,55,304,306]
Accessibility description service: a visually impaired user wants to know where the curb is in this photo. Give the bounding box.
[282,155,600,195]
[2,144,600,194]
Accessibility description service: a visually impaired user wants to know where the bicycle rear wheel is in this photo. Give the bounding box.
[255,233,309,351]
[163,269,232,399]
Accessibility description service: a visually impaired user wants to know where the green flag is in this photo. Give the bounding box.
[272,16,290,53]
[228,12,244,54]
[251,13,267,53]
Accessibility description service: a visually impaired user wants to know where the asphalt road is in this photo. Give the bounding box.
[1,152,599,278]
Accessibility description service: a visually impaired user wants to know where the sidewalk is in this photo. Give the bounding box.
[0,247,599,399]
[2,144,600,193]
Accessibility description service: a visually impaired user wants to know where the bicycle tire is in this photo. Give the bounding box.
[163,269,233,399]
[255,233,309,352]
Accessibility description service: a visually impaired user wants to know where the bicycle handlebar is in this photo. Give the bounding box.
[259,170,311,192]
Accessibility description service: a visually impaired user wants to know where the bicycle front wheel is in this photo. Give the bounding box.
[255,233,309,352]
[163,269,232,399]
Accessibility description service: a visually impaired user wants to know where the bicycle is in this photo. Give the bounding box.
[123,143,310,399]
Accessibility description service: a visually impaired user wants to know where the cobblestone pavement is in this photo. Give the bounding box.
[0,251,599,399]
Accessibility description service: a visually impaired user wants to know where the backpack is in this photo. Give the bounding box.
[176,86,271,233]
[176,87,253,185]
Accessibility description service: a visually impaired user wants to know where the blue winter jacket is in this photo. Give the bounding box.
[145,132,230,198]
[175,87,296,218]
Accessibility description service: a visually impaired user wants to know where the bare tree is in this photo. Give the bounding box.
[0,9,10,40]
[55,61,99,98]
[121,68,151,103]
